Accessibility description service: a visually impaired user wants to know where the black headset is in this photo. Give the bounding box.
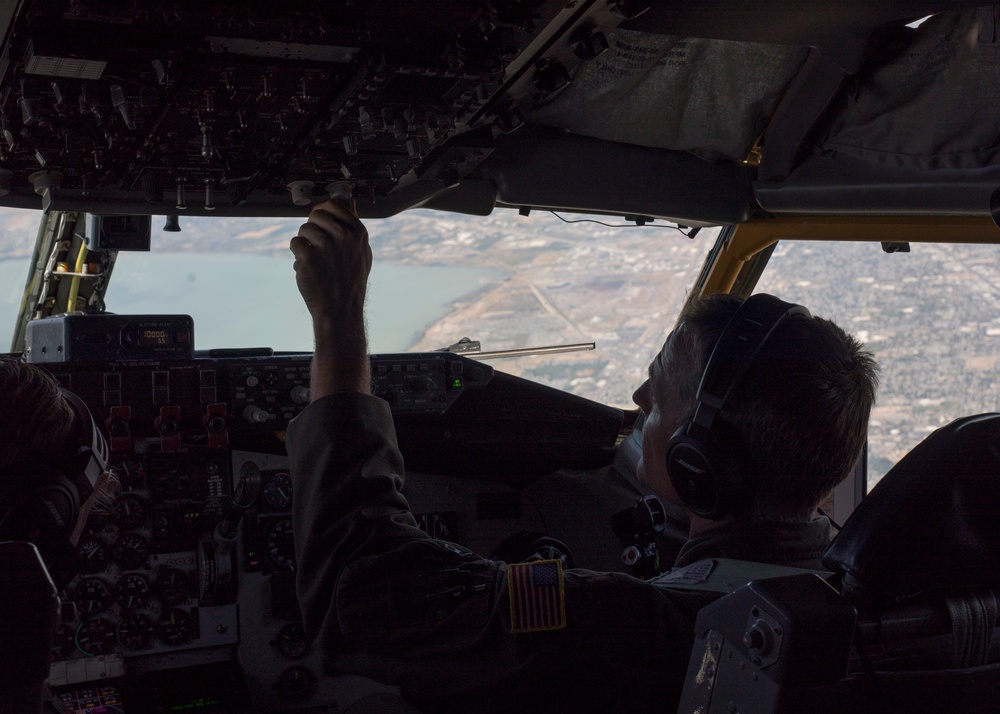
[0,388,108,588]
[665,294,811,521]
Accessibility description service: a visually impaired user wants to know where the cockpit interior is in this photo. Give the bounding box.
[0,1,999,712]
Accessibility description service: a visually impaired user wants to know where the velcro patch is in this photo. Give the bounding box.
[650,559,715,586]
[508,559,566,633]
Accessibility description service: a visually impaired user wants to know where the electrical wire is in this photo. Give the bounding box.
[547,211,700,237]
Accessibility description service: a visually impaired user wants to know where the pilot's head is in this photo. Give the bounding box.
[0,359,117,585]
[633,293,879,526]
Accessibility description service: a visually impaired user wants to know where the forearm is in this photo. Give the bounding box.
[289,196,373,400]
[288,394,426,642]
[310,314,371,400]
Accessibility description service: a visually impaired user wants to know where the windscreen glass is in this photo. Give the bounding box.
[105,210,717,407]
[756,240,1000,486]
[0,207,41,351]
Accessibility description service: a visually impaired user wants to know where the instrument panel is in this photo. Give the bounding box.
[39,350,495,712]
[0,0,602,216]
[18,344,639,712]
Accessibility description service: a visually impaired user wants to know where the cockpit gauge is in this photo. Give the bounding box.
[74,577,113,614]
[262,472,293,511]
[75,617,115,656]
[75,535,110,574]
[116,459,147,490]
[114,493,148,530]
[116,612,155,651]
[156,608,193,647]
[265,518,296,571]
[153,567,191,607]
[114,573,152,610]
[271,622,310,659]
[112,532,150,570]
[51,624,77,661]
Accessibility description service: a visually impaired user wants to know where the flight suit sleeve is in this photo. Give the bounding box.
[287,393,702,711]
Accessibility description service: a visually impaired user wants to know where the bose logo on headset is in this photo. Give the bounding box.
[675,459,707,476]
[0,387,108,588]
[664,294,811,521]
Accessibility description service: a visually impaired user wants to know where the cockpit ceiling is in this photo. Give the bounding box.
[0,1,996,224]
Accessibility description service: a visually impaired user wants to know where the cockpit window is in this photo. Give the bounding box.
[103,214,493,356]
[0,207,41,350]
[104,210,717,407]
[755,240,1000,486]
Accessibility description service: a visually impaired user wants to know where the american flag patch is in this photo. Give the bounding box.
[508,559,566,633]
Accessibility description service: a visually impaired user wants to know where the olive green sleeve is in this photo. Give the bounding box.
[287,393,699,712]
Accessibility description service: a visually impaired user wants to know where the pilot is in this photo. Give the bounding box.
[287,199,879,712]
[0,359,119,711]
[0,359,118,577]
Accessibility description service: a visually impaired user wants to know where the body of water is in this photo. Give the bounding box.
[1,253,499,354]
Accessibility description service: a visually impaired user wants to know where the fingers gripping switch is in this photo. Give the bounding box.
[327,181,352,204]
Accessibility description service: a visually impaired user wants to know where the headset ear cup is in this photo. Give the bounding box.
[0,485,78,554]
[666,429,727,520]
[0,473,80,592]
[705,418,749,516]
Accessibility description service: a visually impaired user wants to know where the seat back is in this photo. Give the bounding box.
[0,541,61,714]
[676,574,1000,714]
[824,413,1000,601]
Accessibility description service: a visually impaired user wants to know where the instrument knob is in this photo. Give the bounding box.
[243,405,269,423]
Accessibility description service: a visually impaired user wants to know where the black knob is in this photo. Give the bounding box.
[386,388,405,407]
[275,666,316,703]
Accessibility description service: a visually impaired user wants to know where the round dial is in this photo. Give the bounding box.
[156,608,193,647]
[75,617,115,656]
[51,624,77,661]
[114,493,148,530]
[153,567,191,606]
[276,666,317,703]
[114,573,151,610]
[116,459,147,490]
[75,535,110,574]
[266,518,296,571]
[74,577,113,614]
[272,622,310,659]
[262,472,293,511]
[112,532,150,570]
[116,613,154,651]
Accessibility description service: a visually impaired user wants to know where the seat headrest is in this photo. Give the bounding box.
[823,413,1000,601]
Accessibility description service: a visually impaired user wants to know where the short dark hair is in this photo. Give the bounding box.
[0,359,76,474]
[671,293,880,523]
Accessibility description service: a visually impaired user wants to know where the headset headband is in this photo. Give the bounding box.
[59,388,108,504]
[688,294,812,437]
[666,293,811,520]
